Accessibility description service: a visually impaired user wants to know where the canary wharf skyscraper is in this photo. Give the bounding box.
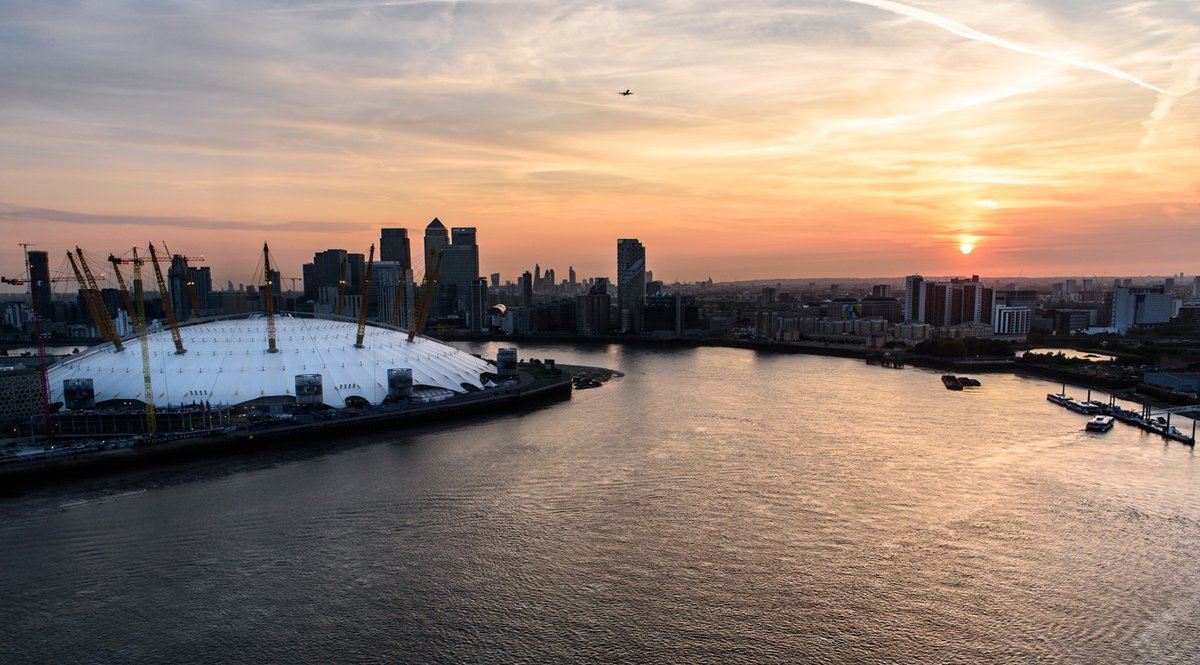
[617,238,645,333]
[380,228,411,271]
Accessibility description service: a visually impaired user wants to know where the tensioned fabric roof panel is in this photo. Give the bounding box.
[47,316,496,409]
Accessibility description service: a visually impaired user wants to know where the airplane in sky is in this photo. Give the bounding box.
[619,89,634,96]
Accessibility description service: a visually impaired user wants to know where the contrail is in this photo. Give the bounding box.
[837,0,1167,95]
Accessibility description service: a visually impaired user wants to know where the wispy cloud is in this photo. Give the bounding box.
[837,0,1167,94]
[0,0,1197,278]
[0,203,371,234]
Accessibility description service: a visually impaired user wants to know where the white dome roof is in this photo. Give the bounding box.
[47,316,495,409]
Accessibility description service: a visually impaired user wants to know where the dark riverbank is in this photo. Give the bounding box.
[1,365,583,489]
[442,331,1159,397]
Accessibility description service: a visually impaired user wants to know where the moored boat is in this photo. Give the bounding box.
[942,375,963,390]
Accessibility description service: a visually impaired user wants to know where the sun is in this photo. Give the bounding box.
[960,243,974,255]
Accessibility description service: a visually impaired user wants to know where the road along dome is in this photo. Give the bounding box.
[47,315,496,411]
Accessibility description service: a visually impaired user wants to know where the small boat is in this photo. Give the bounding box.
[1047,393,1068,405]
[958,376,981,387]
[1066,399,1100,415]
[1163,426,1195,445]
[1112,408,1142,425]
[942,375,963,390]
[1085,416,1114,432]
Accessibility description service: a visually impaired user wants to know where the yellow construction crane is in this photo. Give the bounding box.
[355,244,375,348]
[263,242,278,353]
[108,254,141,330]
[67,250,124,351]
[408,247,443,343]
[132,248,156,435]
[76,247,124,348]
[147,242,186,354]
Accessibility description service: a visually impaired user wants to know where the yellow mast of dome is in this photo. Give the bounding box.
[132,247,156,435]
[263,242,278,353]
[355,244,374,348]
[68,249,123,352]
[147,242,185,354]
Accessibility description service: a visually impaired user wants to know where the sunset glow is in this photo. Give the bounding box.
[1,0,1199,284]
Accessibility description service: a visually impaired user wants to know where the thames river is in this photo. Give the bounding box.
[2,343,1197,663]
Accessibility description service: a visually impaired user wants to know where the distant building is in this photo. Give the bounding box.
[468,277,487,332]
[423,218,451,318]
[380,228,412,271]
[903,275,924,322]
[1110,286,1174,333]
[907,275,992,328]
[642,294,699,337]
[438,226,480,319]
[303,249,349,300]
[27,250,52,320]
[576,286,612,336]
[617,239,646,333]
[521,271,534,307]
[859,296,901,323]
[993,306,1031,335]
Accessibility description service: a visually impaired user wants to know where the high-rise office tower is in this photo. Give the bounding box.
[438,227,479,319]
[380,228,412,271]
[617,238,646,333]
[303,249,349,300]
[423,218,451,318]
[468,277,488,332]
[27,250,51,320]
[568,266,576,288]
[167,255,193,321]
[490,273,500,288]
[424,218,448,260]
[903,274,924,322]
[522,271,534,307]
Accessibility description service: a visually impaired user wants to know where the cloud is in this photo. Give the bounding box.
[836,0,1166,94]
[0,203,372,234]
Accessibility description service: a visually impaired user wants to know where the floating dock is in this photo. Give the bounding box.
[1046,384,1196,445]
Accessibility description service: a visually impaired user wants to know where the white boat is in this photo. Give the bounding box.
[1085,416,1114,432]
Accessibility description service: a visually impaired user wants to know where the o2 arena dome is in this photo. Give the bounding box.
[47,316,497,411]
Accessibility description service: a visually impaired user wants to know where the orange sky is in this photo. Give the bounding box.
[1,0,1198,289]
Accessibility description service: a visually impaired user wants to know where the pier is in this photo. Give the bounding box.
[1045,384,1196,445]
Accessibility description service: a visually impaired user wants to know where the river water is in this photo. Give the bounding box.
[2,343,1197,664]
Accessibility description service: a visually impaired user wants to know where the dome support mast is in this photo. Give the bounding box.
[263,242,278,353]
[408,247,442,343]
[132,248,156,435]
[355,244,374,348]
[107,254,141,330]
[68,249,123,352]
[147,242,186,354]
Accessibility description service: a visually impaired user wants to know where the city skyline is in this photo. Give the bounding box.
[2,1,1198,282]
